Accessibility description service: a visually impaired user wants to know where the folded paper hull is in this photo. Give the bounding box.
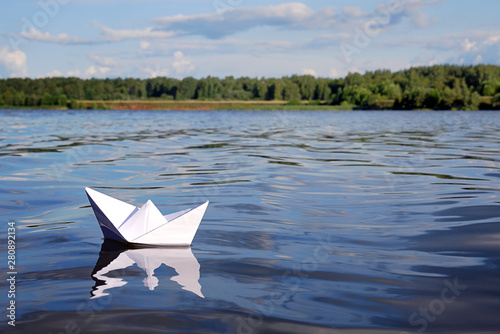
[85,187,208,246]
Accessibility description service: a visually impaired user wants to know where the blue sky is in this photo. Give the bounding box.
[0,0,499,79]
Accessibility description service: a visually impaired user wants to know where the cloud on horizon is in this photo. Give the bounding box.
[153,2,336,39]
[8,1,445,45]
[0,46,28,77]
[19,28,92,44]
[1,0,498,79]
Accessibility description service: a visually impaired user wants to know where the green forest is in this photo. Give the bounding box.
[1,64,500,110]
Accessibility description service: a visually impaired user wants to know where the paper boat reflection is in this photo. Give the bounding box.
[85,187,209,246]
[91,240,204,298]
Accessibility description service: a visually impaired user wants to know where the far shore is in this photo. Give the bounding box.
[1,99,498,111]
[1,100,357,111]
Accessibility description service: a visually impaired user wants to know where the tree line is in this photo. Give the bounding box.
[1,64,499,110]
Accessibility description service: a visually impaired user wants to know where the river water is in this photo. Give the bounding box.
[1,109,499,333]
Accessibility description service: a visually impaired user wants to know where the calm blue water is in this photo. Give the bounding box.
[1,109,500,334]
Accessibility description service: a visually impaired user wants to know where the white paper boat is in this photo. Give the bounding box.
[91,240,203,298]
[85,187,208,246]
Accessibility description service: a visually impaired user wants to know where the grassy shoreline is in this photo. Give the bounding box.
[1,100,358,111]
[0,99,498,111]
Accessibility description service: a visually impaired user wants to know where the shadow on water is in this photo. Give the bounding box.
[433,205,500,222]
[387,206,500,333]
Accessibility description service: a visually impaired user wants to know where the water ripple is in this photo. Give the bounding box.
[1,110,500,333]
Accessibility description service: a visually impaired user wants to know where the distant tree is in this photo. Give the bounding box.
[58,94,68,107]
[223,76,236,92]
[266,80,283,100]
[69,99,78,109]
[1,64,500,110]
[3,89,14,106]
[197,76,223,99]
[342,85,374,106]
[85,88,96,100]
[492,93,500,107]
[315,79,332,101]
[252,79,268,100]
[41,93,53,106]
[25,95,39,106]
[282,81,301,101]
[331,87,343,105]
[438,87,458,110]
[392,72,409,92]
[13,92,25,106]
[424,89,441,109]
[481,80,500,96]
[344,72,365,86]
[382,83,402,100]
[176,77,197,100]
[469,92,481,110]
[294,75,316,100]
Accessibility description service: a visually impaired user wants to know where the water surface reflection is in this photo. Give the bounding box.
[91,240,204,298]
[2,110,500,333]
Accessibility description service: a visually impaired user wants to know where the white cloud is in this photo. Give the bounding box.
[411,11,431,27]
[171,51,194,75]
[8,1,447,51]
[142,64,170,78]
[304,33,351,49]
[85,65,111,77]
[0,46,28,77]
[373,28,500,66]
[411,50,438,67]
[348,66,361,74]
[144,1,446,43]
[12,24,175,45]
[374,29,498,52]
[4,0,498,79]
[384,0,445,28]
[421,30,500,64]
[461,38,477,53]
[484,34,500,46]
[89,54,117,67]
[66,66,111,78]
[342,6,366,18]
[403,0,432,27]
[96,23,176,42]
[132,37,294,64]
[329,68,339,78]
[40,69,63,78]
[302,68,317,76]
[19,28,90,44]
[154,2,336,39]
[66,69,82,77]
